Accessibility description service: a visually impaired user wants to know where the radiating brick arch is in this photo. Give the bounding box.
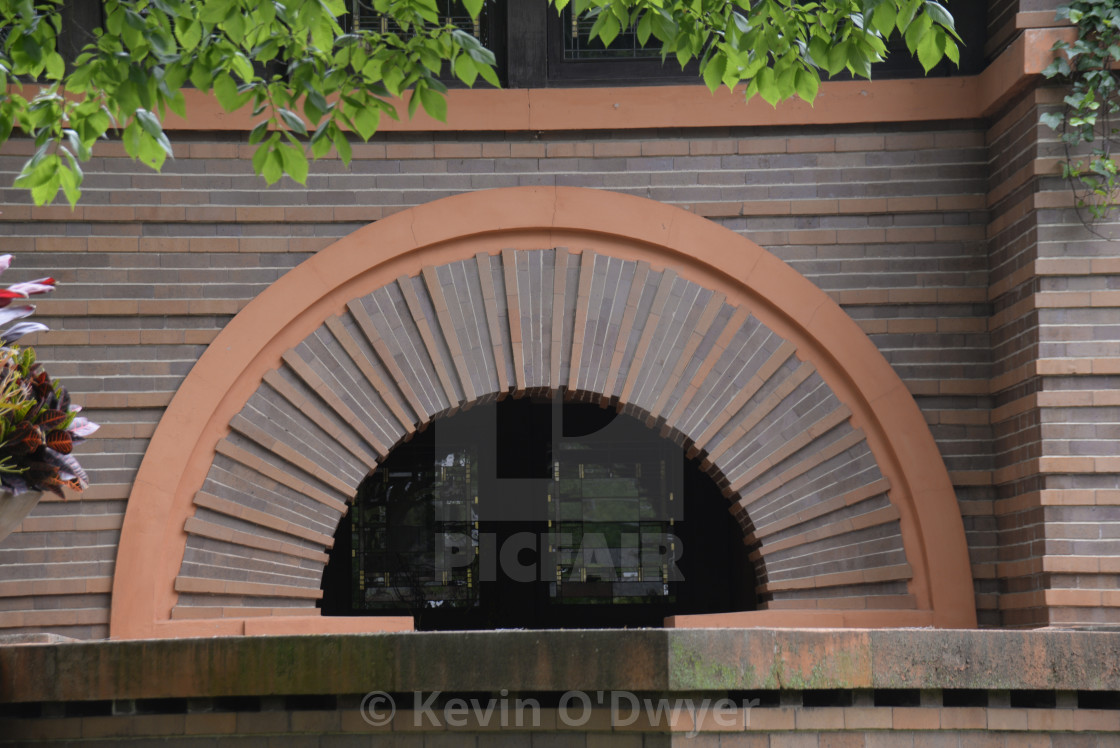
[110,187,976,639]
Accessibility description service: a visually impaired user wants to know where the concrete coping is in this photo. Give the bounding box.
[2,628,1119,703]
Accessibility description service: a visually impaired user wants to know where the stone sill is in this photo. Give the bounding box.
[2,628,1119,704]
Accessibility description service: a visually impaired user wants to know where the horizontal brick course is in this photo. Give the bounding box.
[0,78,1105,632]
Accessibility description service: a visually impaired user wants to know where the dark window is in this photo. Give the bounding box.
[321,397,756,629]
[532,0,985,87]
[560,6,660,61]
[0,1,105,72]
[58,1,104,69]
[349,0,491,45]
[346,0,506,86]
[545,5,696,86]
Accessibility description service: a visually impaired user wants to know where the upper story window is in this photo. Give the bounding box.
[539,0,984,86]
[25,2,986,93]
[349,0,491,45]
[560,6,659,62]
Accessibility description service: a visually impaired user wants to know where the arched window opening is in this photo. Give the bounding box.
[320,397,756,629]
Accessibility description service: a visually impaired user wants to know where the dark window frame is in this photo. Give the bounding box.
[42,1,985,93]
[505,0,987,89]
[543,5,697,87]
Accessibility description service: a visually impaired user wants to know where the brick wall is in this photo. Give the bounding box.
[988,88,1049,628]
[0,122,997,636]
[986,84,1120,629]
[5,700,1120,747]
[3,62,1119,631]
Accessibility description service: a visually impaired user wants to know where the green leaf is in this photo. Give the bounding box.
[311,130,331,159]
[904,11,931,53]
[776,63,798,99]
[795,67,819,102]
[871,3,897,37]
[417,85,447,121]
[105,6,124,36]
[223,11,246,45]
[637,12,652,46]
[260,142,284,184]
[278,107,308,135]
[62,129,90,161]
[477,61,501,88]
[462,0,484,19]
[213,72,248,112]
[827,40,849,76]
[332,127,352,164]
[923,1,955,31]
[848,45,872,78]
[417,44,443,74]
[149,28,177,59]
[248,119,270,145]
[1040,111,1064,131]
[917,29,942,72]
[350,103,380,140]
[19,34,43,66]
[58,164,81,207]
[31,174,60,206]
[702,52,726,93]
[14,148,56,189]
[134,109,175,161]
[743,77,759,103]
[382,65,406,98]
[755,67,779,107]
[136,135,168,171]
[897,0,922,31]
[0,113,14,145]
[454,54,479,87]
[134,108,163,141]
[808,36,830,69]
[594,12,621,48]
[230,53,255,83]
[44,52,64,81]
[189,61,213,90]
[452,29,497,66]
[167,89,188,119]
[200,0,234,24]
[251,139,270,174]
[175,17,202,51]
[675,44,691,71]
[303,92,327,124]
[943,37,959,65]
[278,143,308,184]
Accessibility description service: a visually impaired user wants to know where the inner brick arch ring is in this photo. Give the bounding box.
[110,186,976,639]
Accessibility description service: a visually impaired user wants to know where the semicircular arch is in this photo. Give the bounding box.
[109,186,976,638]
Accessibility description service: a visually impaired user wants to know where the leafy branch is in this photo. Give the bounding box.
[1040,0,1120,227]
[0,0,959,207]
[558,0,960,106]
[1,0,499,205]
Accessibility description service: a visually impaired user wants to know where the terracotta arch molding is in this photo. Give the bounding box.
[110,186,977,639]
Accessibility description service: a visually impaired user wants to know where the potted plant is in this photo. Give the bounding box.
[0,255,97,542]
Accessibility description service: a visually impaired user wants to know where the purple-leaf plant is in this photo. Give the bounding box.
[0,255,98,497]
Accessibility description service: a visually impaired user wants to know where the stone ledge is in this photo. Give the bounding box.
[2,628,1119,704]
